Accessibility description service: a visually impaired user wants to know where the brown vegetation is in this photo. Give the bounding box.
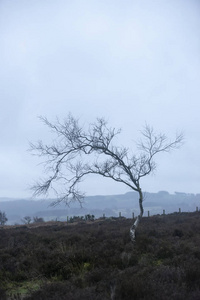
[0,212,200,299]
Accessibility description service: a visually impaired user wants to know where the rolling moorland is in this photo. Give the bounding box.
[1,211,200,299]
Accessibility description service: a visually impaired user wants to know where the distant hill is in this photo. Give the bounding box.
[0,191,200,225]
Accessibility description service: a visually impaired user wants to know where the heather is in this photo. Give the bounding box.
[1,212,200,299]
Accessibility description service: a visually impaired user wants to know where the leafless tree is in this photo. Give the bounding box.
[0,211,8,226]
[33,216,45,223]
[22,216,32,224]
[30,114,183,241]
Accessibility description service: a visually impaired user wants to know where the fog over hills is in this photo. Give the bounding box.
[0,191,200,225]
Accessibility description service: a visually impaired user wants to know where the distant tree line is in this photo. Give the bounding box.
[22,216,45,224]
[21,214,95,224]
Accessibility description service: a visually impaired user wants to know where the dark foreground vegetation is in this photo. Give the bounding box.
[1,212,200,299]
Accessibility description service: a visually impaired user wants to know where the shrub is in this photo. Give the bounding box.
[0,211,8,226]
[33,217,44,223]
[0,287,7,300]
[24,282,108,300]
[173,229,184,237]
[1,214,200,299]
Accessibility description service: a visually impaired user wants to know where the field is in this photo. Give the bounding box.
[1,212,200,299]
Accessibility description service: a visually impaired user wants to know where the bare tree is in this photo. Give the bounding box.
[0,211,8,226]
[33,216,45,223]
[22,216,32,224]
[30,114,183,241]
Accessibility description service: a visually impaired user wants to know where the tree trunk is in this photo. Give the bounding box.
[130,189,143,242]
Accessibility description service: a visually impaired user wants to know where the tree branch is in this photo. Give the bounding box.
[30,114,184,241]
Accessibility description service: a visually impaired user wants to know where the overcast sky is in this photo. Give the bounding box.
[0,0,200,198]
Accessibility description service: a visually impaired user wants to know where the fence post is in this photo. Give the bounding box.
[148,211,150,217]
[179,208,181,213]
[196,207,198,212]
[119,212,121,218]
[163,209,165,215]
[132,212,134,219]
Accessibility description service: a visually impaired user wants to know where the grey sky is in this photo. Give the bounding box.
[0,0,200,198]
